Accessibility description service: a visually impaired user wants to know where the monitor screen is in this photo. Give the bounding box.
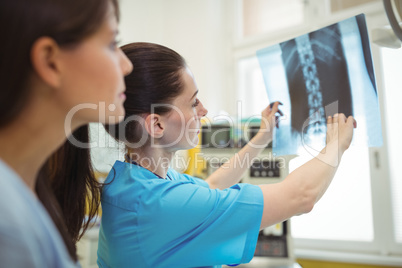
[201,125,232,148]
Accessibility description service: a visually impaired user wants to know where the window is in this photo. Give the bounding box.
[289,147,374,242]
[381,47,402,244]
[237,56,268,117]
[237,51,375,245]
[89,123,125,175]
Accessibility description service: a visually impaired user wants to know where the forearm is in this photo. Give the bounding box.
[205,132,271,189]
[259,141,345,228]
[291,142,343,203]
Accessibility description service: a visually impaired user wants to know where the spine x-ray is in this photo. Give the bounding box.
[257,14,382,156]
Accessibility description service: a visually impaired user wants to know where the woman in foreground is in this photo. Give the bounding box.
[0,0,132,266]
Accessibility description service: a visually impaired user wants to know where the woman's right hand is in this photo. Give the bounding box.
[326,113,357,152]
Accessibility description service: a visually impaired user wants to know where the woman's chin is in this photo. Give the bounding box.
[102,106,126,125]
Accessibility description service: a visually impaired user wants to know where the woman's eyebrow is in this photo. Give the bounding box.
[189,90,199,101]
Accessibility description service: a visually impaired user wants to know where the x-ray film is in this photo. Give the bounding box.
[257,14,383,156]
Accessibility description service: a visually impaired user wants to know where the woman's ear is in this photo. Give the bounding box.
[30,37,62,89]
[144,114,164,138]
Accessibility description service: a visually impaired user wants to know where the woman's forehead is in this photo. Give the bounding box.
[181,69,198,97]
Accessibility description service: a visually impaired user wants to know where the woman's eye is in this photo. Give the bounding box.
[192,99,200,108]
[110,39,121,50]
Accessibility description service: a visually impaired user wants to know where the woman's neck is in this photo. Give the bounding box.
[0,90,77,194]
[127,146,175,179]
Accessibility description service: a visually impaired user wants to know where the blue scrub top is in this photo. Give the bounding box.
[97,160,263,268]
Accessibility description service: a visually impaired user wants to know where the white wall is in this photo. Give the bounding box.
[92,0,236,174]
[118,0,233,117]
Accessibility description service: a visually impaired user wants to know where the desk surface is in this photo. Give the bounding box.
[223,257,301,268]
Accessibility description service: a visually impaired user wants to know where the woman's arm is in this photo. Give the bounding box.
[205,102,281,190]
[258,113,356,229]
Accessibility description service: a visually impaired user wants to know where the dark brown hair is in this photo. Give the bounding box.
[37,127,101,261]
[0,0,119,262]
[105,42,187,146]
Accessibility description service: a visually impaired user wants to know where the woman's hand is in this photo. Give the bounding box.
[326,113,357,153]
[206,101,283,189]
[255,102,283,145]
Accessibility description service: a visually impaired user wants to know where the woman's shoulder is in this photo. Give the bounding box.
[101,161,173,210]
[167,168,209,187]
[0,159,40,223]
[104,160,168,186]
[0,160,78,268]
[104,161,203,186]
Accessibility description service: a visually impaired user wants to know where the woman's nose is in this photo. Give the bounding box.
[120,49,133,76]
[198,101,208,117]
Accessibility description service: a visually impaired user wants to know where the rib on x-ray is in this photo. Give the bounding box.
[257,14,383,156]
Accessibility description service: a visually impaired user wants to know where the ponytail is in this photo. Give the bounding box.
[37,125,102,261]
